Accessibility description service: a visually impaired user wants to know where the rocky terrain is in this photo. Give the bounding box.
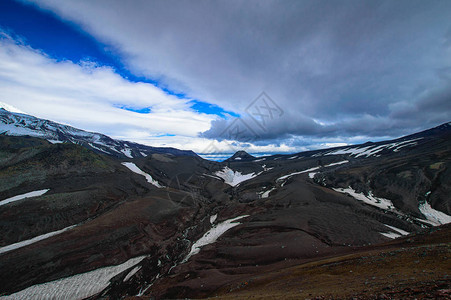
[0,108,450,299]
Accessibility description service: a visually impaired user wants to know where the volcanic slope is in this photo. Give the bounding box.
[0,118,450,299]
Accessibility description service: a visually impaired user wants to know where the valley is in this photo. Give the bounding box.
[0,108,450,299]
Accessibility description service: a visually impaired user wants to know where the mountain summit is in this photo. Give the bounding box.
[225,150,255,162]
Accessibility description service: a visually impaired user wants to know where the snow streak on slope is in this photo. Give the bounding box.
[380,224,410,239]
[0,225,76,255]
[1,256,146,300]
[277,161,349,183]
[182,215,249,263]
[0,189,49,206]
[324,160,349,167]
[332,187,395,210]
[122,162,163,188]
[276,167,321,182]
[384,224,409,235]
[419,201,451,225]
[215,167,257,187]
[380,232,402,239]
[123,266,142,282]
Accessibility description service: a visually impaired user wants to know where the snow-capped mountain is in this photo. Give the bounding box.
[0,108,196,158]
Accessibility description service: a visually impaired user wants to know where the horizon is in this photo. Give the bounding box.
[2,103,448,162]
[1,0,451,155]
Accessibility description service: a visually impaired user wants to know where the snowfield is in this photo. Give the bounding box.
[182,215,249,263]
[214,167,257,187]
[419,201,451,226]
[0,189,49,207]
[1,256,146,300]
[332,187,395,210]
[122,162,163,188]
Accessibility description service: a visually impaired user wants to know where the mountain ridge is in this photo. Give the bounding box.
[0,108,197,159]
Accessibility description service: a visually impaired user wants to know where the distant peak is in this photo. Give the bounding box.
[226,150,255,162]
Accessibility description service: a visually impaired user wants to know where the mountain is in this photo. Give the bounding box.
[0,108,197,158]
[0,114,450,299]
[225,150,255,162]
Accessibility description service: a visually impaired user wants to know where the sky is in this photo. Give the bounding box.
[1,0,450,156]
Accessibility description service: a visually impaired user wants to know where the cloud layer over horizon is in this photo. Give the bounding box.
[2,0,451,153]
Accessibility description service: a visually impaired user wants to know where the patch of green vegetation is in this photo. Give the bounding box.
[429,162,443,170]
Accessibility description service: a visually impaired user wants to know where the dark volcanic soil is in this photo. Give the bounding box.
[129,225,451,300]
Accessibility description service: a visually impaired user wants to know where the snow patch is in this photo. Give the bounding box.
[210,214,217,224]
[253,158,266,162]
[120,148,133,158]
[122,162,163,188]
[332,187,395,210]
[259,187,276,198]
[214,167,257,187]
[182,215,249,263]
[0,189,49,207]
[2,256,146,300]
[418,201,451,226]
[123,266,142,282]
[262,164,274,172]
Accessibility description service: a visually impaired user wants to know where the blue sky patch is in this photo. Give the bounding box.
[115,105,152,114]
[0,0,229,118]
[189,100,239,118]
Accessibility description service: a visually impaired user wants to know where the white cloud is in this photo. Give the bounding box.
[0,36,215,142]
[0,35,307,154]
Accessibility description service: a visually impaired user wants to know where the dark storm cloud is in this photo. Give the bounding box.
[25,0,451,143]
